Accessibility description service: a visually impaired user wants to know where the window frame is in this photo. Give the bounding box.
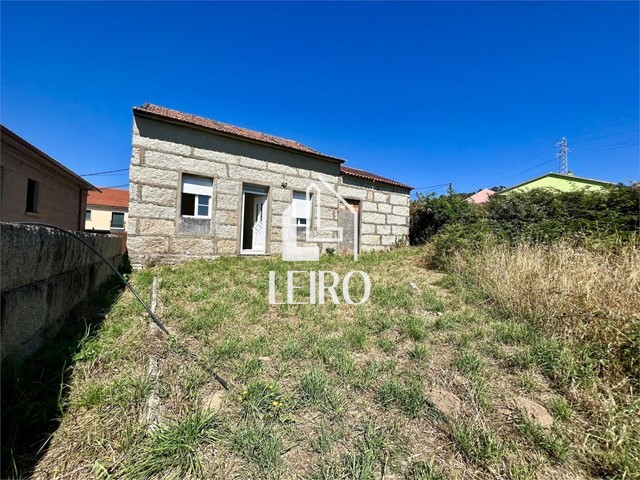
[292,190,313,228]
[26,178,39,214]
[180,174,213,220]
[86,210,92,221]
[111,212,125,230]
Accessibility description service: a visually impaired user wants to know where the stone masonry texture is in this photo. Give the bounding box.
[128,114,411,266]
[1,224,122,359]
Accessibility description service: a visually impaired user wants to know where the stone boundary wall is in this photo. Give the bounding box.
[1,223,122,359]
[128,115,411,266]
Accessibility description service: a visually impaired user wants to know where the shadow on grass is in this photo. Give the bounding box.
[1,280,124,478]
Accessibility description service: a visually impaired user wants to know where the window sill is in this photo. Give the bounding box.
[180,215,212,220]
[25,211,40,217]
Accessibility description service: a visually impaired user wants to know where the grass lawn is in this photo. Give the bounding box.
[14,248,630,478]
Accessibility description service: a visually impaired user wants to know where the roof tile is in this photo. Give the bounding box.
[134,104,412,191]
[87,188,129,209]
[135,103,345,162]
[341,166,412,190]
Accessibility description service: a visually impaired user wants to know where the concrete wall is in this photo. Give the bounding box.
[85,205,129,232]
[1,133,88,231]
[1,223,122,359]
[128,114,411,266]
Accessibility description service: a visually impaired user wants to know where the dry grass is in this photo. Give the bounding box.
[8,247,637,479]
[447,240,640,383]
[445,240,640,477]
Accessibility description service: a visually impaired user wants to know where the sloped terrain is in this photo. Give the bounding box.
[21,248,633,479]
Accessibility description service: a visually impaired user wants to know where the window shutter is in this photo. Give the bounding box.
[182,175,213,196]
[292,191,311,219]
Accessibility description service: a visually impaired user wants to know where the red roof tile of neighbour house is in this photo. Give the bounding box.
[467,188,496,204]
[87,188,129,209]
[134,104,345,163]
[341,166,413,190]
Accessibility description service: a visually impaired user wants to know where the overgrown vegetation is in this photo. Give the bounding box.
[411,185,639,247]
[12,248,627,479]
[5,187,638,478]
[411,185,640,477]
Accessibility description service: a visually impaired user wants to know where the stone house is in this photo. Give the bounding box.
[1,125,95,231]
[127,104,412,267]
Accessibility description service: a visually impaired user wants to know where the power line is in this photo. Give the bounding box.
[489,140,638,187]
[487,158,556,187]
[571,128,639,146]
[571,141,639,156]
[473,144,556,188]
[413,182,451,190]
[96,184,129,189]
[569,119,639,142]
[81,168,128,177]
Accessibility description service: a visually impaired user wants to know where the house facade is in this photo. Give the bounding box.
[1,125,94,231]
[501,172,614,194]
[127,104,412,267]
[85,188,129,233]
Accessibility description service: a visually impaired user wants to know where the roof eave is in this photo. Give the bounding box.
[133,108,346,165]
[1,125,96,191]
[341,169,413,190]
[501,172,615,193]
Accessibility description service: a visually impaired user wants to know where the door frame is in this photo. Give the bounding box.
[239,184,270,255]
[337,197,361,257]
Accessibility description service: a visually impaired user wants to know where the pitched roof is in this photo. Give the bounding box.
[134,103,345,163]
[87,188,129,209]
[501,172,616,193]
[1,125,95,190]
[467,188,496,204]
[341,166,412,190]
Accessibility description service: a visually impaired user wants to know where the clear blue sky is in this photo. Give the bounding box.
[2,1,638,195]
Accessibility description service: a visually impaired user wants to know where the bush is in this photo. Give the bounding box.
[484,186,640,242]
[418,186,639,256]
[431,222,497,267]
[410,193,481,245]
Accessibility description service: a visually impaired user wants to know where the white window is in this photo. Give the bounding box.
[292,191,312,226]
[181,175,213,218]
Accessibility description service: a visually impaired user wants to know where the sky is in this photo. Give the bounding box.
[1,1,638,196]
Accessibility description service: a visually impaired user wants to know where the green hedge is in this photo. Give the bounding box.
[483,186,640,242]
[410,186,640,248]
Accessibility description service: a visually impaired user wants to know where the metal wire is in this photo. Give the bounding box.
[16,222,229,390]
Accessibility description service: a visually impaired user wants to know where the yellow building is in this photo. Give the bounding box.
[85,188,129,232]
[501,172,615,194]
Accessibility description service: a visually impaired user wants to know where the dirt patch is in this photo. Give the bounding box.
[426,387,463,417]
[201,388,226,412]
[513,396,553,428]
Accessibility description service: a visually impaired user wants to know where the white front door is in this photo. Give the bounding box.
[251,195,267,252]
